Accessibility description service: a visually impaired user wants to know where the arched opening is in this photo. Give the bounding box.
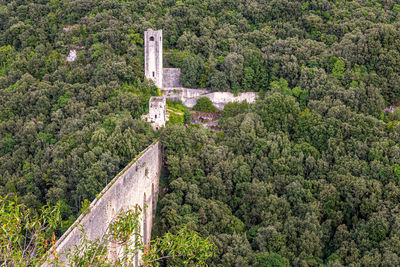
[149,36,154,41]
[152,71,155,77]
[143,192,147,246]
[152,183,155,216]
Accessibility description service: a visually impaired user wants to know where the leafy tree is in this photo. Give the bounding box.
[0,195,215,266]
[222,101,249,121]
[255,252,289,267]
[208,71,230,92]
[193,97,218,113]
[0,196,61,266]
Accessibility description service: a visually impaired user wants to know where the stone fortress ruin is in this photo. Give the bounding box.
[143,29,258,130]
[47,29,259,266]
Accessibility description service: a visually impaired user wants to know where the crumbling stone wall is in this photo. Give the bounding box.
[202,92,258,110]
[162,68,182,88]
[161,88,257,110]
[148,97,166,130]
[48,141,162,265]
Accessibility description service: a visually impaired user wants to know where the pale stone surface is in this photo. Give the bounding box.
[66,49,77,62]
[161,88,257,110]
[47,142,162,265]
[203,91,258,110]
[144,29,163,88]
[163,68,182,88]
[160,87,209,102]
[148,97,166,130]
[384,106,395,113]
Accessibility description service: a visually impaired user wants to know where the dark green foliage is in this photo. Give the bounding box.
[166,99,192,124]
[208,71,230,92]
[158,89,400,265]
[167,112,184,125]
[0,1,159,219]
[2,0,400,265]
[193,97,217,113]
[183,109,192,124]
[256,252,289,267]
[222,101,249,121]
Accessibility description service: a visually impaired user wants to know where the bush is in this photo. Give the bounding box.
[222,101,249,120]
[168,112,184,124]
[255,252,289,267]
[193,97,217,112]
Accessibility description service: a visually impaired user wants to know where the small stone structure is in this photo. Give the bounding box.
[46,141,162,266]
[66,49,77,62]
[142,97,166,130]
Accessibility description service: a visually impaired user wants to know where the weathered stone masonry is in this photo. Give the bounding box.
[143,28,258,126]
[48,141,162,264]
[50,28,257,265]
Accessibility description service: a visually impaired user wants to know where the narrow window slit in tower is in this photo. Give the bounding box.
[153,72,155,77]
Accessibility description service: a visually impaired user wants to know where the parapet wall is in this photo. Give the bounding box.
[161,88,257,110]
[202,91,258,110]
[49,141,162,265]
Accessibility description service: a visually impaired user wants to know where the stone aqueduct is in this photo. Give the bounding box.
[49,29,257,265]
[48,141,162,265]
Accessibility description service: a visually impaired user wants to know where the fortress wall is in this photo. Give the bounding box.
[161,88,257,110]
[160,88,210,99]
[50,141,162,264]
[180,91,258,110]
[182,88,210,98]
[162,68,182,88]
[204,92,258,109]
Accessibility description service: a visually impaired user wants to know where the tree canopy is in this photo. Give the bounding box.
[1,0,400,265]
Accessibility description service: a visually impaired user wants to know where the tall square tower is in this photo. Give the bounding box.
[144,29,163,88]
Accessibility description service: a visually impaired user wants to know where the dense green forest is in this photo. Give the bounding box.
[0,0,162,227]
[1,0,400,265]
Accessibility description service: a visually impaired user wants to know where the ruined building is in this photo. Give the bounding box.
[46,29,258,266]
[143,29,257,130]
[148,96,166,130]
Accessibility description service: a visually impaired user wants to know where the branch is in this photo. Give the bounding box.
[145,254,184,264]
[88,216,117,265]
[88,226,110,266]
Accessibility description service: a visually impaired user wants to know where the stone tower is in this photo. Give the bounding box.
[144,29,163,88]
[148,96,166,130]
